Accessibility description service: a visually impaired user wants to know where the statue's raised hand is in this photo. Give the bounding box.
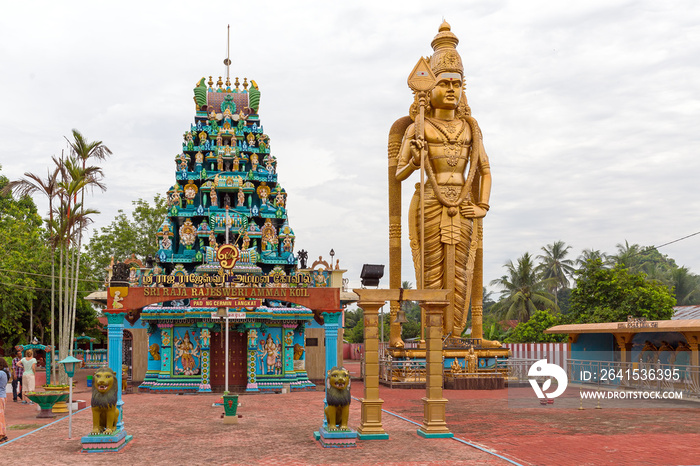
[410,138,425,166]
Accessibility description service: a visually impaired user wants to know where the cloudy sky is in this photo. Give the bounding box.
[2,0,700,293]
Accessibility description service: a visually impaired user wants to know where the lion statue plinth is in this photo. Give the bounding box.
[91,366,120,435]
[324,366,351,430]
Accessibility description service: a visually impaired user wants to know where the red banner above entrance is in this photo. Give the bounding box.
[105,286,341,326]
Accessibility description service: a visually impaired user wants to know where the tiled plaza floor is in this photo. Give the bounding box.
[1,365,699,465]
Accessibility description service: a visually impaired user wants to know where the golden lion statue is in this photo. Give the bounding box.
[149,343,161,361]
[324,366,351,430]
[91,366,120,435]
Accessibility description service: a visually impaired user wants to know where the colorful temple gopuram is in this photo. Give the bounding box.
[108,73,344,394]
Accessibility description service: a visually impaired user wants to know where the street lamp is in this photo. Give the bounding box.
[58,355,81,439]
[329,249,335,269]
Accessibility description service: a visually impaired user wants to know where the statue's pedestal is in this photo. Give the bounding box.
[81,430,132,453]
[388,347,510,359]
[314,427,358,448]
[445,376,505,390]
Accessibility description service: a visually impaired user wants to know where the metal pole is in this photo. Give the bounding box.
[68,377,73,438]
[225,312,229,393]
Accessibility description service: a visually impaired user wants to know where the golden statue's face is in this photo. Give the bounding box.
[430,73,462,110]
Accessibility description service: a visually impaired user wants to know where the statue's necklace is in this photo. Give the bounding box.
[427,118,466,167]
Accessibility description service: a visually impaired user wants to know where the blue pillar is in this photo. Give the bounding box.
[46,345,52,385]
[107,312,126,431]
[322,311,342,430]
[158,324,173,382]
[322,312,342,373]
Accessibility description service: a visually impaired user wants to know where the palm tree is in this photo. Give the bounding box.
[576,248,609,268]
[2,165,61,380]
[490,252,557,322]
[62,151,106,356]
[54,151,105,367]
[612,240,643,272]
[671,266,700,306]
[536,241,575,307]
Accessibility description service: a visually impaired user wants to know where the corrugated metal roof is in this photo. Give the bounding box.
[672,305,700,320]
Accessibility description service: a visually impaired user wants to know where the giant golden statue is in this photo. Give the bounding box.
[389,21,497,346]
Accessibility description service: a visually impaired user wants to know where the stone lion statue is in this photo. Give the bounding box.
[91,366,120,435]
[324,366,351,430]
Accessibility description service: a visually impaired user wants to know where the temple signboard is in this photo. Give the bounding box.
[191,298,262,308]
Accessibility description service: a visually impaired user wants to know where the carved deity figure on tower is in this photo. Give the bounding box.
[392,21,497,346]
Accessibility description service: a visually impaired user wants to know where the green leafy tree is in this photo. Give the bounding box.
[480,314,512,342]
[482,287,496,314]
[2,164,61,376]
[399,281,422,340]
[85,194,168,286]
[343,306,391,344]
[490,252,557,322]
[344,307,364,343]
[556,287,572,314]
[504,309,567,343]
[0,168,44,350]
[569,259,676,323]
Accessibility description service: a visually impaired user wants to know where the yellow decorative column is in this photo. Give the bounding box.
[613,334,633,362]
[614,333,633,387]
[418,300,453,438]
[356,295,389,440]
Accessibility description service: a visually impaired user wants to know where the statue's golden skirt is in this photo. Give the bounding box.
[408,183,472,334]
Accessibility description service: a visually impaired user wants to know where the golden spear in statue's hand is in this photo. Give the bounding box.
[407,57,436,290]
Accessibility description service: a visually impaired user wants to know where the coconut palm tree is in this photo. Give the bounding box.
[536,241,575,307]
[576,248,609,268]
[611,240,644,272]
[2,165,61,380]
[671,266,700,306]
[490,252,557,322]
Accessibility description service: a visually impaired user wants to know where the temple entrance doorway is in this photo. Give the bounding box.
[210,329,247,391]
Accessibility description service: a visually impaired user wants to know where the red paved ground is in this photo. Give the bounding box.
[1,364,698,465]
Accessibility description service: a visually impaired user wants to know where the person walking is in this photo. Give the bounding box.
[20,350,37,404]
[0,358,10,443]
[11,350,23,402]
